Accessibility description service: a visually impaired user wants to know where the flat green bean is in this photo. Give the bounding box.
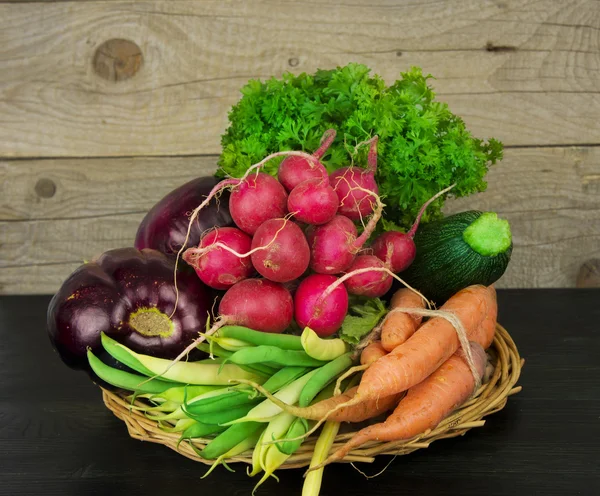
[101,333,265,385]
[199,421,265,460]
[218,326,304,350]
[299,352,354,407]
[228,346,327,368]
[87,350,174,394]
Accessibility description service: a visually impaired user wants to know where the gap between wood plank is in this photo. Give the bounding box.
[2,143,600,161]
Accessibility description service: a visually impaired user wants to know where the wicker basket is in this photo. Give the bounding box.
[102,323,523,468]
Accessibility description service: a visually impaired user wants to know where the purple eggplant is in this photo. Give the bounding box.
[134,176,233,256]
[47,247,211,371]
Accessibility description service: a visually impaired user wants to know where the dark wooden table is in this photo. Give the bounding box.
[1,289,599,496]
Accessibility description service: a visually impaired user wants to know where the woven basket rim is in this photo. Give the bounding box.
[102,323,523,468]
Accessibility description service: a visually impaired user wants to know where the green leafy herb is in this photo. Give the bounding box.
[219,64,502,229]
[339,297,387,344]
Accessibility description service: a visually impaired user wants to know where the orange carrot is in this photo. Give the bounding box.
[320,341,487,466]
[470,285,498,349]
[354,284,495,403]
[250,285,496,430]
[360,340,387,366]
[245,383,401,423]
[381,288,426,352]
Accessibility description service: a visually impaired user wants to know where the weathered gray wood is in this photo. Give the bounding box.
[1,0,599,157]
[1,147,598,293]
[445,146,600,289]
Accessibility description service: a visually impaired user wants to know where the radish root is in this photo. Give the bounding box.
[320,267,429,306]
[333,364,368,396]
[182,213,295,265]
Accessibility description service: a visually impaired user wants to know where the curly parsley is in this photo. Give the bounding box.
[218,64,502,229]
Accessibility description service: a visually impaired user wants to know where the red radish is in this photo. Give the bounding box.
[294,274,349,337]
[250,218,310,283]
[329,136,379,221]
[157,278,294,375]
[182,227,254,290]
[219,278,294,333]
[229,173,288,235]
[172,149,324,281]
[343,255,393,297]
[371,231,416,273]
[173,149,325,265]
[306,185,384,275]
[372,183,457,273]
[306,215,357,274]
[278,129,336,192]
[287,177,338,225]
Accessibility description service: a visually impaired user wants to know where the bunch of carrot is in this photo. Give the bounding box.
[258,283,498,471]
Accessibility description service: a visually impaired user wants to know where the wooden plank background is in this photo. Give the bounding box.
[1,0,599,294]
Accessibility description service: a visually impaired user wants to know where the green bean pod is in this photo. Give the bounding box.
[101,333,266,385]
[298,352,354,407]
[87,350,174,394]
[183,401,259,425]
[301,327,349,361]
[276,417,310,455]
[197,343,280,376]
[227,346,328,368]
[180,420,226,441]
[146,406,188,421]
[209,336,253,352]
[185,366,308,416]
[185,390,257,417]
[147,385,226,405]
[200,426,264,479]
[199,421,265,460]
[159,418,197,434]
[217,326,304,350]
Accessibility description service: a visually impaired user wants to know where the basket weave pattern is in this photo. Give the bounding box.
[102,323,523,468]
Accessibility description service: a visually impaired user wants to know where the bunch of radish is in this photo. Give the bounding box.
[180,129,448,340]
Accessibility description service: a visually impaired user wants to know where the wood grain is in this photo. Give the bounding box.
[1,0,599,157]
[1,147,598,294]
[445,146,600,288]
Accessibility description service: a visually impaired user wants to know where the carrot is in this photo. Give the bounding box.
[247,285,495,434]
[240,382,401,424]
[318,341,487,467]
[354,284,495,403]
[381,288,426,352]
[470,285,497,349]
[359,341,387,366]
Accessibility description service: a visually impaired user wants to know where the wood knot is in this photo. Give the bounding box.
[288,57,300,67]
[576,259,600,288]
[35,178,56,198]
[93,39,143,81]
